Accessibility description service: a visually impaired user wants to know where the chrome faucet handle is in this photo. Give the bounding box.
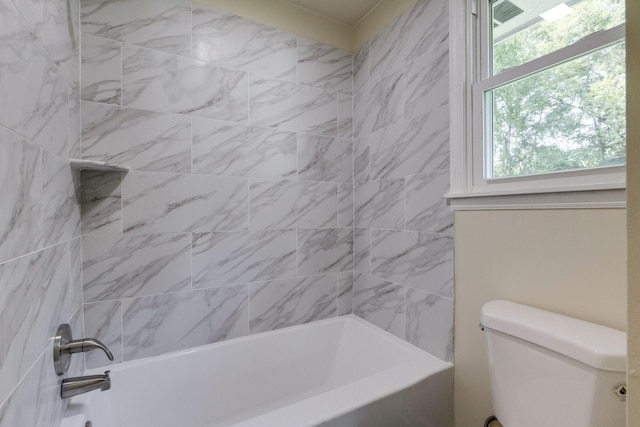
[54,324,115,376]
[65,338,115,361]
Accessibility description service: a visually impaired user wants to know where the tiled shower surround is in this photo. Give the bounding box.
[0,0,452,423]
[78,0,356,368]
[352,0,454,362]
[0,0,84,425]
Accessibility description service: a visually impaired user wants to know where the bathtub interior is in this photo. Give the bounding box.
[63,315,452,427]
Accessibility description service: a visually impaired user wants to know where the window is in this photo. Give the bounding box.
[449,0,627,204]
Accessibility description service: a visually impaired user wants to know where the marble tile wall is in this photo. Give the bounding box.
[78,0,355,368]
[352,0,454,362]
[0,0,83,424]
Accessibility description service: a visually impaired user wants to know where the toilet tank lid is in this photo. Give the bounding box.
[481,300,626,372]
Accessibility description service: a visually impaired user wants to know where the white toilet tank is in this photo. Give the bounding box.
[481,300,626,427]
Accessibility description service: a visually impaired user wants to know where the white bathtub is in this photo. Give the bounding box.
[61,315,453,427]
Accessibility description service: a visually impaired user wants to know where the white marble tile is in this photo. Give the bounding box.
[192,117,296,179]
[82,233,191,302]
[80,170,123,235]
[354,70,403,137]
[0,243,74,406]
[297,37,352,95]
[371,230,453,298]
[353,272,405,339]
[192,230,296,289]
[406,170,453,234]
[354,228,370,274]
[9,0,43,36]
[249,274,337,334]
[0,128,43,264]
[0,347,67,427]
[83,300,122,368]
[337,184,354,228]
[122,172,248,234]
[249,76,337,136]
[82,101,191,173]
[67,239,83,320]
[123,286,248,360]
[404,44,449,120]
[0,0,69,157]
[42,0,79,87]
[406,288,453,362]
[81,0,191,56]
[354,134,370,183]
[337,94,353,139]
[297,228,353,276]
[249,180,337,229]
[42,151,80,247]
[338,271,353,316]
[370,105,449,180]
[68,84,82,159]
[122,45,248,122]
[192,4,296,81]
[353,42,369,96]
[370,0,448,84]
[298,134,353,183]
[81,35,122,105]
[355,179,404,229]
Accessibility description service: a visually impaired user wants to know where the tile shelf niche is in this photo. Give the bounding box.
[70,159,130,172]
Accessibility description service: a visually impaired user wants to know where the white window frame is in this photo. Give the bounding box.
[447,0,627,209]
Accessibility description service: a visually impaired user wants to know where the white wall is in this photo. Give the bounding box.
[454,209,627,427]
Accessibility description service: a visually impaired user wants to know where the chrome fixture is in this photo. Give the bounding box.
[54,324,114,376]
[61,371,111,399]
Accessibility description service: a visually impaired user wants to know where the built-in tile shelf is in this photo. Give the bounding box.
[70,159,130,172]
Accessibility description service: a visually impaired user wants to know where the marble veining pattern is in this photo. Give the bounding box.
[406,288,453,362]
[353,272,405,339]
[0,243,75,406]
[192,230,296,289]
[82,101,192,173]
[406,170,453,233]
[192,4,296,81]
[83,300,123,368]
[353,42,370,96]
[297,228,353,276]
[42,151,81,247]
[250,76,337,136]
[0,0,69,158]
[297,37,352,95]
[354,70,403,137]
[249,274,337,334]
[297,134,353,183]
[81,35,122,105]
[371,230,454,298]
[122,172,249,234]
[249,179,337,229]
[355,179,404,230]
[192,118,297,179]
[354,228,371,274]
[0,128,43,264]
[42,0,79,88]
[123,285,249,361]
[370,106,449,180]
[80,170,123,235]
[337,184,354,228]
[404,44,449,120]
[338,271,353,316]
[82,233,191,302]
[68,85,82,159]
[354,134,370,183]
[122,45,248,122]
[337,94,354,139]
[81,0,191,56]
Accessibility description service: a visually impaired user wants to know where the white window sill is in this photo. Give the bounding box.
[444,188,626,210]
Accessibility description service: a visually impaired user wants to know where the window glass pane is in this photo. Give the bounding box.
[492,0,625,74]
[489,42,625,178]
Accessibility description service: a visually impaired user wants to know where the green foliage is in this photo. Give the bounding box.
[490,0,626,177]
